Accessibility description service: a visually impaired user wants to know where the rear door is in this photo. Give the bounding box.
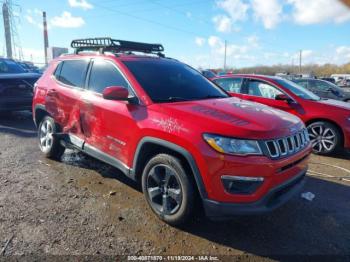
[80,59,140,165]
[240,78,298,115]
[46,59,89,147]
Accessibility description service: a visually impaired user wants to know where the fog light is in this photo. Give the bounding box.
[221,175,264,195]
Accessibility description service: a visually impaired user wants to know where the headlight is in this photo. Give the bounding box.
[203,134,262,155]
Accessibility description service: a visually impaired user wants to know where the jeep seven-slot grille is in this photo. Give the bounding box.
[265,129,310,159]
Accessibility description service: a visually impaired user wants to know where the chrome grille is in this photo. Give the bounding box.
[265,128,310,159]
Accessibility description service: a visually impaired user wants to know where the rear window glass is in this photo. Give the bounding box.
[57,60,89,87]
[0,59,26,74]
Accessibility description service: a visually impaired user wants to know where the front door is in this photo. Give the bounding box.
[240,78,298,115]
[80,59,140,165]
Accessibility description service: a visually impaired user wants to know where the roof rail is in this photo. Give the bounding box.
[71,37,165,57]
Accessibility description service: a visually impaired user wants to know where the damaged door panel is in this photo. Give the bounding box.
[81,59,141,164]
[46,59,90,146]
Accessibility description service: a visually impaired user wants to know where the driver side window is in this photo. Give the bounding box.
[88,60,131,94]
[311,80,331,91]
[247,80,283,99]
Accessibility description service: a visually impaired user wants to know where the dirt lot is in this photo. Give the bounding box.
[0,112,349,260]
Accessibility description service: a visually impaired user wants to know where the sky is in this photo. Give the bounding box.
[1,0,350,68]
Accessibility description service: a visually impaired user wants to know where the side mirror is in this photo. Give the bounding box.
[275,94,293,103]
[103,86,129,101]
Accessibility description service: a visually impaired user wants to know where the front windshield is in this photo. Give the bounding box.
[0,59,26,74]
[123,59,228,103]
[275,78,321,101]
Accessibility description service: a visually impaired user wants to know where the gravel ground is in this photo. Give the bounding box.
[0,112,349,260]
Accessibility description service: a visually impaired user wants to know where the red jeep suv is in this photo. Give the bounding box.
[212,74,350,156]
[33,38,311,225]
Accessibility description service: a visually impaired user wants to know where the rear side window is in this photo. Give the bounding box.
[54,62,63,78]
[310,80,331,90]
[88,60,130,94]
[214,78,242,93]
[57,60,89,88]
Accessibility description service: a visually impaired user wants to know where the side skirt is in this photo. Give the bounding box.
[83,143,131,177]
[61,134,134,179]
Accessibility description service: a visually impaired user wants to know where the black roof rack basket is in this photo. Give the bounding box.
[71,37,164,56]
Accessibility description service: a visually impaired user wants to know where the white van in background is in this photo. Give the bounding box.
[331,74,350,82]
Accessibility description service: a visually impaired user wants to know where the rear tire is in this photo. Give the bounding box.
[307,121,342,155]
[38,116,65,160]
[142,154,195,226]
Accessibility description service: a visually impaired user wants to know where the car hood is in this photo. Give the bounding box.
[156,97,304,140]
[318,98,350,110]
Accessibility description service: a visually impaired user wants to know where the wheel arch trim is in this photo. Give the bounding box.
[132,137,208,199]
[33,104,48,127]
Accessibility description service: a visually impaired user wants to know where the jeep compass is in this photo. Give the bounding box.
[33,38,312,225]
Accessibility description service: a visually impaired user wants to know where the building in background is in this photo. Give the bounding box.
[47,47,68,62]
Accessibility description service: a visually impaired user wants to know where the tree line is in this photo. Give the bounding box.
[212,62,350,77]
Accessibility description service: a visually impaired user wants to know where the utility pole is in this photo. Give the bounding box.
[43,11,49,65]
[224,40,227,71]
[299,49,302,74]
[2,1,12,59]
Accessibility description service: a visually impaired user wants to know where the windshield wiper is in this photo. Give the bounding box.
[197,95,227,100]
[154,97,192,103]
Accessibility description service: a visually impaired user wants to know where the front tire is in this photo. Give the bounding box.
[38,116,65,160]
[142,154,195,226]
[307,121,342,155]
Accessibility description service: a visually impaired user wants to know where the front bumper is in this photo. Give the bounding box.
[0,96,33,112]
[203,168,306,219]
[198,143,311,203]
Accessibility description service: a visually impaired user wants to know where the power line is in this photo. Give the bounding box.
[85,0,314,69]
[89,0,206,38]
[148,0,213,27]
[89,0,282,50]
[101,0,208,11]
